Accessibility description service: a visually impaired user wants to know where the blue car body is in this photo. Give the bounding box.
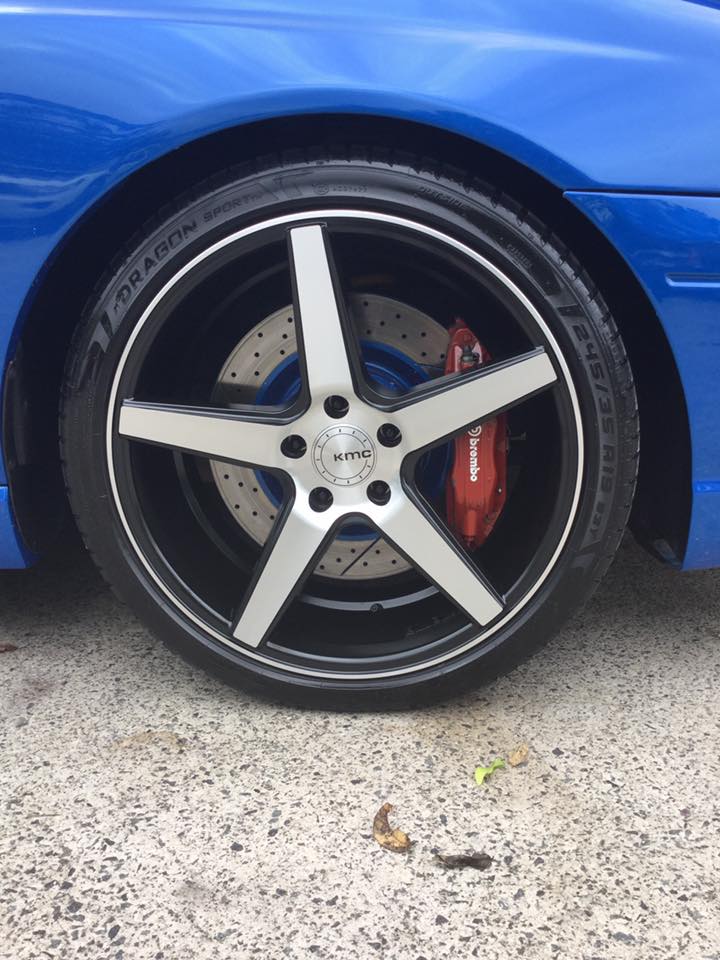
[1,0,719,570]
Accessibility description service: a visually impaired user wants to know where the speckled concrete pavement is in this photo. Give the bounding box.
[1,534,719,960]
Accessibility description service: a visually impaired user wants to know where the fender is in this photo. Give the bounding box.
[0,0,719,565]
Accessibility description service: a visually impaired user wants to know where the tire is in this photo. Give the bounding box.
[60,148,639,709]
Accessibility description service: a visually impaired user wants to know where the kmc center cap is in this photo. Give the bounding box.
[312,425,377,486]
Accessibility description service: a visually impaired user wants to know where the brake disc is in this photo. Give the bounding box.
[210,294,448,580]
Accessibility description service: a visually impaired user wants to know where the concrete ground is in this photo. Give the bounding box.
[0,534,719,960]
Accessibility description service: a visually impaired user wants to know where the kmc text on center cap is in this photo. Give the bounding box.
[312,425,376,486]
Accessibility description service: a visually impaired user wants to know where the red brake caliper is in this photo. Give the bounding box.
[444,320,507,550]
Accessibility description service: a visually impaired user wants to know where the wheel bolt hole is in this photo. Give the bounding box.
[367,480,391,506]
[309,487,333,512]
[377,423,402,447]
[281,434,307,459]
[324,395,349,419]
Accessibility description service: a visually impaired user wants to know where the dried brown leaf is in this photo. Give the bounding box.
[0,643,18,653]
[508,743,529,767]
[372,802,412,853]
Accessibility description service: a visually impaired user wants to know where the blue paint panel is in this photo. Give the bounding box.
[0,486,36,568]
[566,192,720,570]
[0,0,719,567]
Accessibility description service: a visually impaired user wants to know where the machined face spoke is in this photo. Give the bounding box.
[380,494,504,626]
[232,504,331,648]
[288,224,358,400]
[118,400,285,469]
[393,348,557,452]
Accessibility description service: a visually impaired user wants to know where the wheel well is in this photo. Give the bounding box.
[4,113,690,561]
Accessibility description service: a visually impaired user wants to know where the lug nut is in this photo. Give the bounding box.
[377,423,402,447]
[280,434,307,459]
[309,487,333,512]
[367,480,391,506]
[324,395,349,419]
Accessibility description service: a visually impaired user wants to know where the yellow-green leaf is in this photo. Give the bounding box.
[474,757,505,786]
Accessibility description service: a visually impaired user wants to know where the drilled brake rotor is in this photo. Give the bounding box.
[210,294,448,580]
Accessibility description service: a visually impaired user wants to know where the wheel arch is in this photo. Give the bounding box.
[3,112,690,562]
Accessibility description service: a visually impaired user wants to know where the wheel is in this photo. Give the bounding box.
[60,149,638,708]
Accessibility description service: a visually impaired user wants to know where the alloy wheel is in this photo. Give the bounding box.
[105,210,583,679]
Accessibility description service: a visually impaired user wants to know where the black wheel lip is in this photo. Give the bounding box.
[105,207,585,681]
